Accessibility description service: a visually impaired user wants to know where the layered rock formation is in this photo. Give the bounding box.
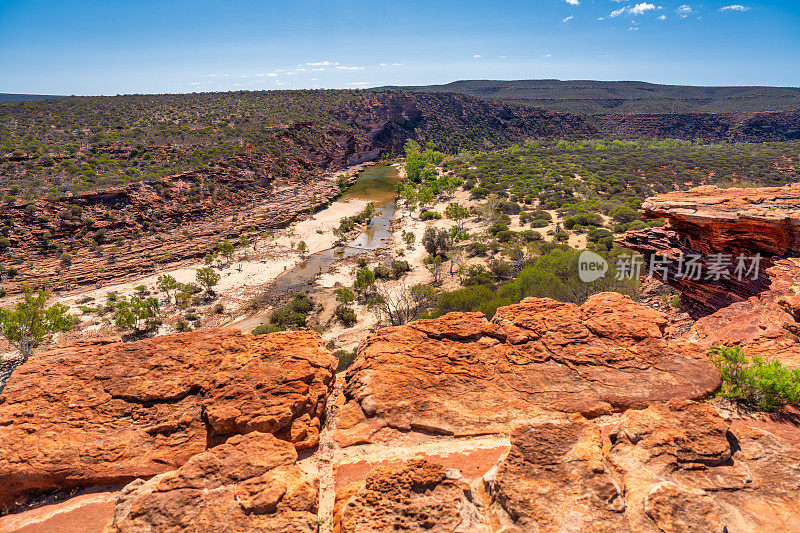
[0,157,358,294]
[619,184,800,367]
[335,293,720,446]
[106,432,319,532]
[618,184,800,316]
[0,328,335,511]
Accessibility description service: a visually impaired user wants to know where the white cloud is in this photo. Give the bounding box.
[563,0,579,4]
[658,14,666,19]
[629,26,639,30]
[562,15,574,22]
[629,3,656,15]
[311,68,325,71]
[335,66,365,70]
[676,4,692,17]
[544,53,552,58]
[609,3,657,17]
[473,54,481,58]
[347,82,369,86]
[306,60,338,66]
[720,4,750,12]
[188,82,200,86]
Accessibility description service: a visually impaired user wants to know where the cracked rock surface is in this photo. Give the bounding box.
[335,293,720,446]
[0,328,335,510]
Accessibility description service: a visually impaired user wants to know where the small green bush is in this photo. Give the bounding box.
[252,323,281,335]
[711,345,800,411]
[334,304,357,326]
[333,349,358,372]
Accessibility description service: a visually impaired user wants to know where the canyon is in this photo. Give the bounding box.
[2,91,799,296]
[3,179,800,531]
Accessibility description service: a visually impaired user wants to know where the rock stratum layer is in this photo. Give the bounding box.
[619,184,800,316]
[619,184,800,367]
[0,328,335,511]
[335,293,720,446]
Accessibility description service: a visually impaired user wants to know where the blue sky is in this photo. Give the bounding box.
[0,0,798,95]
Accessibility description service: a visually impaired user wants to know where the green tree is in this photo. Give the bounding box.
[218,240,235,265]
[334,287,355,305]
[445,203,470,229]
[196,267,221,295]
[157,274,178,302]
[114,297,160,334]
[297,240,308,254]
[0,284,75,362]
[354,267,375,296]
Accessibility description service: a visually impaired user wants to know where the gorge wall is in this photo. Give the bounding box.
[2,90,800,295]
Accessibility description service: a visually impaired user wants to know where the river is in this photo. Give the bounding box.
[233,163,399,331]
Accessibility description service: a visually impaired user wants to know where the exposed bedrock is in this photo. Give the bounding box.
[334,292,720,447]
[0,328,335,511]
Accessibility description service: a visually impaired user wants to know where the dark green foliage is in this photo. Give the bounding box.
[563,212,603,229]
[270,293,314,328]
[334,304,357,326]
[711,345,800,411]
[333,349,358,373]
[420,210,441,221]
[252,323,281,335]
[435,247,639,319]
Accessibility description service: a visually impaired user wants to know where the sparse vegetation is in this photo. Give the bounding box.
[710,345,800,411]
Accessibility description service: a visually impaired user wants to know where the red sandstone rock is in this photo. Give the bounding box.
[335,293,720,446]
[335,459,488,532]
[619,184,800,316]
[484,400,800,532]
[106,432,319,532]
[0,328,335,511]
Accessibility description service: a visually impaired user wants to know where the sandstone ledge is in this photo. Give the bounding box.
[335,293,720,447]
[0,328,336,511]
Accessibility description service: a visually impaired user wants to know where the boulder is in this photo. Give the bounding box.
[106,432,318,532]
[0,328,335,511]
[486,400,800,532]
[336,293,720,446]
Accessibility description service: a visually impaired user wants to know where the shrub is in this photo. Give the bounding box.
[270,293,314,327]
[420,210,441,221]
[334,304,357,326]
[710,345,800,411]
[422,227,451,258]
[334,287,355,305]
[252,323,281,335]
[333,349,358,372]
[467,242,489,256]
[487,223,509,236]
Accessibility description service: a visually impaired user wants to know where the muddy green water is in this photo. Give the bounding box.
[235,164,399,330]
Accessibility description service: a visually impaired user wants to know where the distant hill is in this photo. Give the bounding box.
[0,93,64,103]
[392,80,800,114]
